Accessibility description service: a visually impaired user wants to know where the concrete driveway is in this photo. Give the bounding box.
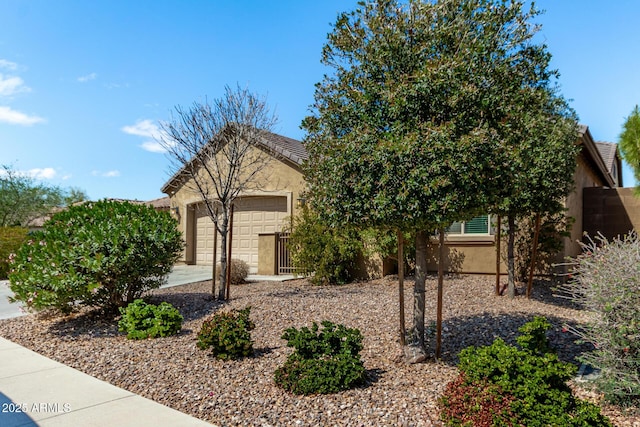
[0,280,25,320]
[0,265,292,320]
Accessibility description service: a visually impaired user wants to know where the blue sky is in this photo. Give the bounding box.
[1,1,638,201]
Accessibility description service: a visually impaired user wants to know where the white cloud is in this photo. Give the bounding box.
[0,74,30,96]
[27,167,57,180]
[140,141,167,153]
[77,72,97,83]
[92,169,120,178]
[0,106,45,126]
[0,59,18,70]
[0,167,57,180]
[122,119,172,153]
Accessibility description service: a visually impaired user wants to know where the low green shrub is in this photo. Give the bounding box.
[557,232,640,406]
[197,307,255,360]
[286,206,361,285]
[216,258,250,285]
[274,321,365,395]
[0,227,28,279]
[118,299,183,339]
[439,317,612,426]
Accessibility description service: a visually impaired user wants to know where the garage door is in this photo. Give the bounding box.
[195,196,288,271]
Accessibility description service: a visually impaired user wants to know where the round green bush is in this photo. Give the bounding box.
[274,321,366,395]
[118,299,183,339]
[197,307,255,360]
[8,200,184,314]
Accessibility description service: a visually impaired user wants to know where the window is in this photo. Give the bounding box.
[448,214,491,235]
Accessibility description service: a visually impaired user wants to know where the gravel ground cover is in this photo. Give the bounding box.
[0,275,638,426]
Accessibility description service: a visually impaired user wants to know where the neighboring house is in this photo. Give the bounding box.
[161,132,307,274]
[162,124,626,277]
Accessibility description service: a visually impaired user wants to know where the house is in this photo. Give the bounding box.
[427,124,625,274]
[161,131,307,274]
[162,124,627,277]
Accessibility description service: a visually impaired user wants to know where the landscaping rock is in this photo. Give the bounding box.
[0,276,637,426]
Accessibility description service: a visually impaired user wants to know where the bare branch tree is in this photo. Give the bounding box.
[159,85,278,300]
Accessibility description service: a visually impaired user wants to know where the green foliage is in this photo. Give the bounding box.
[516,315,554,355]
[440,317,611,426]
[118,299,183,339]
[0,164,87,227]
[287,206,362,285]
[619,105,640,194]
[215,258,250,285]
[501,212,573,282]
[197,307,255,360]
[274,321,365,395]
[8,200,184,314]
[558,233,640,406]
[0,227,28,279]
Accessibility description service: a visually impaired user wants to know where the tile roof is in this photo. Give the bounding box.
[594,141,618,175]
[260,131,307,165]
[146,196,171,209]
[161,129,307,194]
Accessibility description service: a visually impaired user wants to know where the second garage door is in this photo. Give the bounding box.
[195,196,288,271]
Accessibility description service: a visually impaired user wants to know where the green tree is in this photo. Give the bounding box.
[619,105,640,194]
[303,0,576,359]
[9,200,183,314]
[492,87,578,298]
[0,165,88,227]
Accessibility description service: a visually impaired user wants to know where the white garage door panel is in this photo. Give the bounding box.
[195,196,288,272]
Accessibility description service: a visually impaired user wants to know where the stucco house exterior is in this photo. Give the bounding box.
[161,131,307,274]
[161,124,625,277]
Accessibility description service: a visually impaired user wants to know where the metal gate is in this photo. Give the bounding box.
[277,232,295,275]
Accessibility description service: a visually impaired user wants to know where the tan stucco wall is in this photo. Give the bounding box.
[164,147,307,264]
[426,236,507,275]
[258,233,278,275]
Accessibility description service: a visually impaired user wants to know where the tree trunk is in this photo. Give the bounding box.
[436,228,444,360]
[212,224,217,296]
[507,214,516,298]
[406,230,428,363]
[225,204,235,301]
[495,215,501,296]
[397,229,406,347]
[217,214,229,301]
[527,213,541,299]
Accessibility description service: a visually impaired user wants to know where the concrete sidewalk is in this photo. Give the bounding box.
[0,338,211,427]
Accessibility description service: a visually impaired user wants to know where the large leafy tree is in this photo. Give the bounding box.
[0,165,87,227]
[303,0,576,360]
[619,105,640,194]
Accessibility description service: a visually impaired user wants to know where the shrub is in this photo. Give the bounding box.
[557,232,640,406]
[287,206,362,285]
[215,258,249,284]
[274,321,366,395]
[8,200,184,314]
[0,227,28,279]
[501,211,573,281]
[118,299,183,339]
[439,317,612,426]
[197,307,255,360]
[439,373,516,427]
